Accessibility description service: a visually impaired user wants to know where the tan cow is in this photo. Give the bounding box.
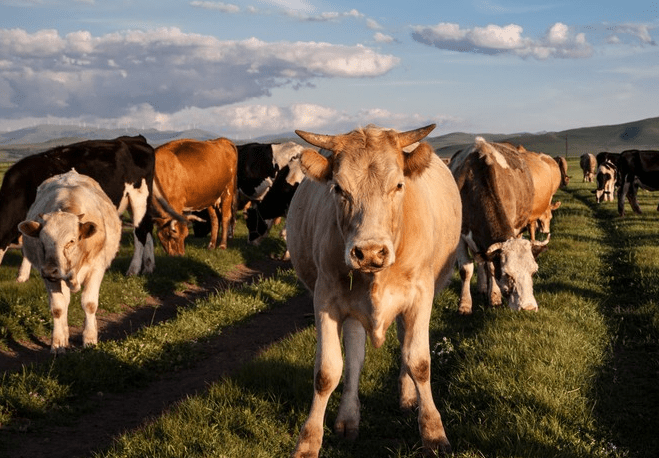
[151,138,237,255]
[518,146,562,240]
[18,170,121,353]
[287,124,461,457]
[553,155,570,187]
[580,153,596,182]
[450,138,549,314]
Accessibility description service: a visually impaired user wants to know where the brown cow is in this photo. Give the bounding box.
[287,124,461,457]
[580,153,596,182]
[450,137,549,314]
[518,147,561,241]
[151,138,237,255]
[553,155,570,187]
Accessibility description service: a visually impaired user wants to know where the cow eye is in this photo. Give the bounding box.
[396,182,404,191]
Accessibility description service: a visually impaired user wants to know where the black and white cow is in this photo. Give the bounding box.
[191,141,305,246]
[0,135,156,281]
[616,149,659,216]
[593,152,621,203]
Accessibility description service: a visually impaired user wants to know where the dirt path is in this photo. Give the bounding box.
[0,258,314,458]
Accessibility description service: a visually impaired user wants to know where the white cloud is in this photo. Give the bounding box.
[190,1,240,13]
[0,102,459,139]
[412,21,593,59]
[284,8,364,22]
[0,27,399,119]
[258,0,314,13]
[374,32,394,44]
[610,23,656,45]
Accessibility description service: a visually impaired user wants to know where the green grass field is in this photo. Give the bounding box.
[1,157,658,457]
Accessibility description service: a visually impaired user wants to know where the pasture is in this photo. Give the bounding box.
[1,157,658,457]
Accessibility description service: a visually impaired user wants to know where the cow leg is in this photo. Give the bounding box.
[396,315,417,411]
[126,179,153,275]
[528,221,537,241]
[487,262,503,307]
[628,181,643,214]
[80,268,105,347]
[400,297,451,456]
[45,280,71,354]
[456,240,474,314]
[334,317,364,440]
[207,206,220,249]
[618,178,629,216]
[219,189,234,250]
[476,260,487,294]
[292,299,343,458]
[16,256,32,282]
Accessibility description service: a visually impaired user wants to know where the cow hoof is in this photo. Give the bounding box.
[422,437,452,457]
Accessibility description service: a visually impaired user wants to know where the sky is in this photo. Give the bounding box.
[0,0,657,139]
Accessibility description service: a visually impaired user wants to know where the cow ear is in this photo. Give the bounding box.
[551,201,561,210]
[18,221,42,238]
[79,221,97,239]
[404,143,433,178]
[300,149,332,182]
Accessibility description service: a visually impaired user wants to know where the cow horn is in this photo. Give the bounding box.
[295,130,336,150]
[485,241,505,258]
[397,124,436,148]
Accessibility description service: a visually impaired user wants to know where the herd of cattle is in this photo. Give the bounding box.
[1,124,657,457]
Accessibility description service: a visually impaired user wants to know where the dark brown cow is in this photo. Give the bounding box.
[450,137,549,314]
[553,155,570,187]
[151,138,237,255]
[287,124,461,457]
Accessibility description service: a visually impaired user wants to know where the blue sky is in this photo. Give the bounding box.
[0,0,657,138]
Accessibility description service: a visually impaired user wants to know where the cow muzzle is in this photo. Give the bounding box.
[347,240,394,272]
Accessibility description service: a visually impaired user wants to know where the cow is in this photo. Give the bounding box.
[518,146,562,240]
[615,149,659,216]
[580,153,596,182]
[244,157,305,257]
[553,155,570,187]
[18,170,121,353]
[594,160,617,203]
[236,142,305,244]
[0,135,157,282]
[151,138,237,255]
[286,124,460,457]
[450,137,549,315]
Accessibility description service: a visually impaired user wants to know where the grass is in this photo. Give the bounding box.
[2,164,659,457]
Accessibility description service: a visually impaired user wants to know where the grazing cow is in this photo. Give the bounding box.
[580,153,597,182]
[244,157,305,255]
[236,142,305,245]
[553,155,570,187]
[594,160,617,202]
[287,124,460,457]
[18,170,121,353]
[151,138,237,255]
[594,152,621,203]
[615,149,659,216]
[450,137,549,314]
[518,147,562,240]
[0,135,156,282]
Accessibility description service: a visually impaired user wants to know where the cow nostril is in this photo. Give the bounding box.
[352,247,364,261]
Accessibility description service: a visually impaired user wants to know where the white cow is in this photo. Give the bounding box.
[287,124,461,457]
[19,170,121,353]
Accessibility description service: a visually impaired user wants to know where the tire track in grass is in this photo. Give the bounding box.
[574,187,659,457]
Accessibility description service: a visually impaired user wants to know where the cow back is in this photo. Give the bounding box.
[154,138,238,213]
[0,135,154,251]
[450,138,534,250]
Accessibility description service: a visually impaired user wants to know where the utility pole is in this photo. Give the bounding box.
[565,134,568,158]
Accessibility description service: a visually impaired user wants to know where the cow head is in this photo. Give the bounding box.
[156,219,188,256]
[296,124,436,273]
[18,211,97,292]
[245,206,273,245]
[464,233,548,311]
[594,161,616,203]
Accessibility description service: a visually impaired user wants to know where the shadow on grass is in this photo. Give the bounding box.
[567,186,659,458]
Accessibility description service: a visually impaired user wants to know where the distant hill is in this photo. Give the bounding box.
[1,116,658,162]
